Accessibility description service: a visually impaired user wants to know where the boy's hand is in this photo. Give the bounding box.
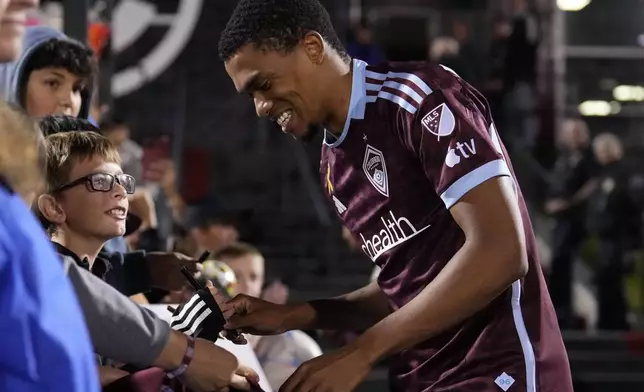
[146,252,199,291]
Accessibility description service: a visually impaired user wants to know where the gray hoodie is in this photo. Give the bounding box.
[60,253,171,366]
[0,26,92,118]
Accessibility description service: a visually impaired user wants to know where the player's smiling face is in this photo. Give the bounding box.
[224,34,328,139]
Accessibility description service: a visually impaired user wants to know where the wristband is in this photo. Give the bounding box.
[166,335,196,379]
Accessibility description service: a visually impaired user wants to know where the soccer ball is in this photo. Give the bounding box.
[201,260,237,296]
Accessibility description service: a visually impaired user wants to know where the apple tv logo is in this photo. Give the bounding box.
[444,138,477,168]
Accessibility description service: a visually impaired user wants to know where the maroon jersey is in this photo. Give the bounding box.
[320,60,572,392]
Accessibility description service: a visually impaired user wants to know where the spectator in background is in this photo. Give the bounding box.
[214,243,322,390]
[149,200,240,304]
[451,20,483,86]
[484,14,512,127]
[0,26,96,117]
[588,133,642,330]
[100,115,144,183]
[501,10,540,153]
[428,36,475,83]
[546,118,598,328]
[346,19,383,65]
[183,201,240,256]
[144,158,186,249]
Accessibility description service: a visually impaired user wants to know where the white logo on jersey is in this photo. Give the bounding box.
[332,195,347,214]
[359,211,431,262]
[363,145,389,197]
[445,138,477,168]
[421,103,456,140]
[494,372,515,391]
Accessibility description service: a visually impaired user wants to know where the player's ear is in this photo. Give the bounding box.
[37,194,66,224]
[301,32,325,65]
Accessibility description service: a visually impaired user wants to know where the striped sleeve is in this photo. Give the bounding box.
[169,289,225,342]
[364,69,433,115]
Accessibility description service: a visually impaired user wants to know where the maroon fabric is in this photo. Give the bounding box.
[320,60,572,391]
[102,368,166,392]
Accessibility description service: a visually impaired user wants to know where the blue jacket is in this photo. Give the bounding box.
[0,184,99,392]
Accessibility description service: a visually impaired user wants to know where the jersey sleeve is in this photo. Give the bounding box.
[401,87,512,209]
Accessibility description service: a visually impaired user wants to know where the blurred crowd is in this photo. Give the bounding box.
[345,6,644,332]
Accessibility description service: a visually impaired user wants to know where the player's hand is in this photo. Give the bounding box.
[221,294,293,337]
[203,281,248,345]
[279,344,372,392]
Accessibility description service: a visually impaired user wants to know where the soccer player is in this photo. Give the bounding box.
[217,1,573,391]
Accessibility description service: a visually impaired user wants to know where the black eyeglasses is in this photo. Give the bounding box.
[55,172,136,194]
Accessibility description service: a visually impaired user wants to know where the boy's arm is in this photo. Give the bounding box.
[63,255,169,366]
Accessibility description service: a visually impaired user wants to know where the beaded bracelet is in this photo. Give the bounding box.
[166,334,196,380]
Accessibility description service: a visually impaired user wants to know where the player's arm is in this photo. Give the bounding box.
[354,176,527,363]
[291,280,392,331]
[349,87,528,363]
[224,280,391,334]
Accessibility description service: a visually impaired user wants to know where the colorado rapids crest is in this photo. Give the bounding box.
[363,145,389,197]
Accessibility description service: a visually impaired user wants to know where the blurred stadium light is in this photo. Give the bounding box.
[578,100,621,116]
[557,0,591,12]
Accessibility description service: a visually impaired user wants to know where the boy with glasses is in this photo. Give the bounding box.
[37,126,135,280]
[37,115,260,390]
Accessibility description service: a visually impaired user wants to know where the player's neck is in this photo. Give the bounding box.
[323,58,353,136]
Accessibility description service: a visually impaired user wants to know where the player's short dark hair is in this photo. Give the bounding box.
[38,114,98,136]
[218,0,348,62]
[19,38,97,105]
[213,242,263,261]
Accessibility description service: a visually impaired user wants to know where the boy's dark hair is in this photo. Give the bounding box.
[18,38,97,106]
[38,114,98,136]
[218,0,348,62]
